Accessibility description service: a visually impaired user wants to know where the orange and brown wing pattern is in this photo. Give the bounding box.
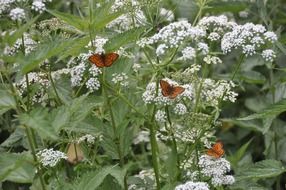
[103,52,119,67]
[207,141,225,158]
[160,80,172,97]
[88,54,105,68]
[160,80,185,99]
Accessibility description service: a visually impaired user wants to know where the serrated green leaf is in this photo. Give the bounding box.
[104,27,145,52]
[76,165,118,190]
[0,152,35,183]
[20,38,77,73]
[19,108,58,140]
[92,11,123,31]
[0,87,16,115]
[47,10,88,32]
[228,139,252,169]
[236,159,286,180]
[238,98,286,120]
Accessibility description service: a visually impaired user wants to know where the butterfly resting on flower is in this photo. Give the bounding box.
[160,80,185,99]
[88,52,119,68]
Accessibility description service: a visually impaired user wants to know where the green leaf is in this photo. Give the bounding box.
[236,159,286,180]
[228,139,252,169]
[222,118,264,133]
[240,71,266,84]
[19,108,58,140]
[92,11,123,31]
[47,10,88,32]
[20,37,83,74]
[0,87,16,115]
[5,16,39,46]
[238,98,286,120]
[104,27,145,52]
[76,165,118,190]
[0,152,35,183]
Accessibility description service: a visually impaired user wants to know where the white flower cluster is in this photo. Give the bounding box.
[69,52,102,91]
[31,1,47,13]
[138,20,206,56]
[155,110,167,123]
[221,23,277,60]
[174,103,187,115]
[203,55,222,65]
[133,130,150,145]
[198,155,235,187]
[197,15,236,42]
[175,181,209,190]
[4,33,37,55]
[9,7,25,21]
[0,0,14,14]
[87,36,108,54]
[107,0,146,33]
[36,148,67,167]
[202,79,238,107]
[77,134,96,144]
[111,72,129,87]
[132,63,141,73]
[181,46,196,60]
[261,49,276,62]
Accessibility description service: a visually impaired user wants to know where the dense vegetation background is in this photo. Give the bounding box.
[0,0,286,190]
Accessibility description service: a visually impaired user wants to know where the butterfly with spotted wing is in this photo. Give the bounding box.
[206,141,225,158]
[88,52,119,68]
[160,80,185,99]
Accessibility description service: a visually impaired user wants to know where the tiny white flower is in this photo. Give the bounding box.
[77,134,96,144]
[181,46,196,60]
[112,73,129,87]
[175,181,209,190]
[86,77,100,91]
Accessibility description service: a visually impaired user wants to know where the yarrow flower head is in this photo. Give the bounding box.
[77,134,96,144]
[175,181,209,190]
[87,36,108,53]
[86,77,100,91]
[31,1,46,13]
[36,148,67,167]
[9,7,25,21]
[155,110,166,123]
[174,103,187,115]
[137,20,206,56]
[198,155,235,187]
[221,23,278,59]
[261,49,276,62]
[181,46,196,60]
[111,72,129,87]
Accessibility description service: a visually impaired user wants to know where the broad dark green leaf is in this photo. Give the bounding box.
[0,152,35,183]
[238,98,286,120]
[228,139,252,169]
[240,71,266,84]
[76,165,118,190]
[104,27,145,52]
[0,87,16,115]
[19,108,58,140]
[236,159,286,180]
[20,38,78,73]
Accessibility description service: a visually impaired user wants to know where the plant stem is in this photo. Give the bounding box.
[193,0,208,25]
[165,106,181,180]
[101,69,127,190]
[48,65,62,105]
[25,126,46,190]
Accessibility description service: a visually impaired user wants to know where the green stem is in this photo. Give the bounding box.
[165,106,181,180]
[193,0,208,25]
[25,126,46,190]
[48,66,62,105]
[101,69,127,190]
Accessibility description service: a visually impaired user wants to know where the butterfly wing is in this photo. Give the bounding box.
[104,53,119,67]
[88,54,105,68]
[207,141,224,158]
[160,80,172,97]
[169,86,185,99]
[67,143,84,164]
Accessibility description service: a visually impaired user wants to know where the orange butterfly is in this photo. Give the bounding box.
[206,141,225,158]
[88,52,119,68]
[160,80,185,99]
